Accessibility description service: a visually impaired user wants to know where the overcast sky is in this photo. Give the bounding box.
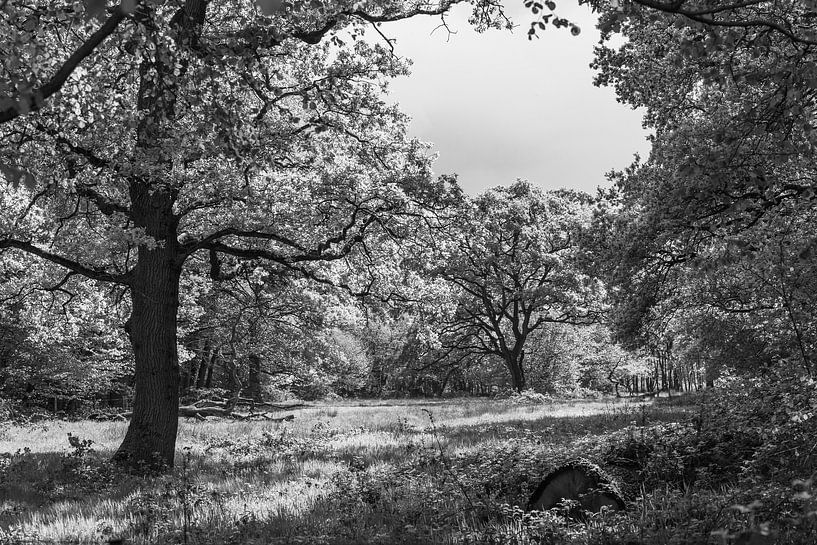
[379,1,650,195]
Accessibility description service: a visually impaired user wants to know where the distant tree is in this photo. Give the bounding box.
[433,181,602,392]
[178,260,323,401]
[524,323,646,395]
[0,254,129,408]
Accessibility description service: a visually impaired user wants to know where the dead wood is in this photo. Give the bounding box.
[95,400,305,421]
[234,412,295,422]
[527,459,625,518]
[189,398,307,411]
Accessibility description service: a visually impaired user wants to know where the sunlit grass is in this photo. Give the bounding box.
[0,397,690,544]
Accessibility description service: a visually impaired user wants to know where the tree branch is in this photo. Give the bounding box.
[184,228,308,256]
[0,239,129,284]
[631,0,817,47]
[0,4,131,124]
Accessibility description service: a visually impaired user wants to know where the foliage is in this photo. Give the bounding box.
[0,0,517,465]
[1,394,816,544]
[431,181,603,392]
[0,255,130,410]
[589,0,817,383]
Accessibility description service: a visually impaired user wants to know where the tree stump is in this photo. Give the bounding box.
[526,459,625,518]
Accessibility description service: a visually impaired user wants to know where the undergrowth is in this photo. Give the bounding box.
[0,388,814,544]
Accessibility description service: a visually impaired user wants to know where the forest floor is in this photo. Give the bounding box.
[0,395,814,544]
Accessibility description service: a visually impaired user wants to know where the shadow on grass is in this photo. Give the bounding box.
[0,400,696,544]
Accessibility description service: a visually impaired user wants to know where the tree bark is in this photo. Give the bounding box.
[247,353,263,401]
[113,239,183,468]
[506,352,526,392]
[112,169,184,469]
[195,340,212,389]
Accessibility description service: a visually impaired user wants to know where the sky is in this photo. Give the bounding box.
[377,1,651,195]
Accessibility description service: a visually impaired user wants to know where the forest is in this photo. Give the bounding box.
[1,0,816,543]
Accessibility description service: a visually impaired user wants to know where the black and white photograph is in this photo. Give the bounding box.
[0,1,815,543]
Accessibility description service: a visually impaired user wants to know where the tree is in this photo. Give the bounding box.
[589,0,817,378]
[592,0,817,236]
[177,259,344,401]
[0,254,130,410]
[0,0,513,469]
[433,181,602,392]
[4,0,796,469]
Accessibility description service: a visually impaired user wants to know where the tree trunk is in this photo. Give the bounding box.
[113,173,184,469]
[195,341,212,389]
[506,352,526,392]
[114,241,183,469]
[205,352,216,388]
[112,0,206,471]
[247,354,262,401]
[184,336,205,391]
[439,369,454,397]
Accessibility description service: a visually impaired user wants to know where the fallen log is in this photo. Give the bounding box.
[234,399,307,410]
[526,459,625,519]
[192,399,227,409]
[190,398,307,411]
[178,405,233,418]
[100,403,303,421]
[96,408,223,420]
[234,412,295,422]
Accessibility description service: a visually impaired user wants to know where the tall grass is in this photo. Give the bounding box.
[1,397,727,544]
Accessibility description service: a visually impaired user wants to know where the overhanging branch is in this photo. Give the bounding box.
[0,4,131,124]
[0,239,129,284]
[630,0,817,47]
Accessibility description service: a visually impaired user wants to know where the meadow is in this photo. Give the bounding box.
[0,395,814,544]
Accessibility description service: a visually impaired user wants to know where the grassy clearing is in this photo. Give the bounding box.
[0,395,814,544]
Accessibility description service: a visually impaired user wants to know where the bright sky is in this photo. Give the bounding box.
[380,1,650,195]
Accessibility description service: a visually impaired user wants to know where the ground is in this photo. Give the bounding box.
[0,396,813,544]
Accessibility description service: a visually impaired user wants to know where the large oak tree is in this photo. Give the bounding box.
[0,0,512,468]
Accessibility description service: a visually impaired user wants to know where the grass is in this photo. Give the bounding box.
[0,395,812,544]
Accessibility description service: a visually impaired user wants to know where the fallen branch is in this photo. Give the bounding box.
[192,399,226,409]
[178,405,232,418]
[190,398,307,411]
[89,400,306,421]
[234,412,295,422]
[246,400,306,410]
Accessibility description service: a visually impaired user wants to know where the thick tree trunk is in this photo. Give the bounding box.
[113,174,184,469]
[114,242,183,469]
[506,354,526,392]
[111,0,206,471]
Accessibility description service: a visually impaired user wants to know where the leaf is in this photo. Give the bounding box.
[256,0,283,15]
[121,0,137,14]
